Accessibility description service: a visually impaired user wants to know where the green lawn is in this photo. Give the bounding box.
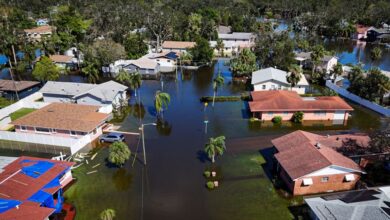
[10,108,36,121]
[0,97,14,108]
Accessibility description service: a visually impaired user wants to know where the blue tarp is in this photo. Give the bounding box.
[0,198,22,213]
[166,52,179,59]
[0,55,8,65]
[28,190,52,204]
[43,177,61,189]
[16,51,24,60]
[35,49,42,58]
[20,160,54,178]
[28,189,63,213]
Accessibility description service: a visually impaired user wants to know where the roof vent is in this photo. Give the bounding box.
[327,134,330,138]
[336,137,340,141]
[315,142,321,149]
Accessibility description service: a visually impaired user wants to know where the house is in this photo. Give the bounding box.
[24,25,53,42]
[64,47,84,66]
[353,25,371,41]
[295,52,338,74]
[251,67,309,94]
[0,156,74,220]
[49,55,75,70]
[367,27,390,42]
[161,41,196,53]
[11,103,109,140]
[272,130,367,195]
[40,80,128,113]
[0,80,40,99]
[305,186,390,219]
[216,32,256,55]
[146,51,179,72]
[36,18,49,26]
[122,57,161,79]
[249,90,353,123]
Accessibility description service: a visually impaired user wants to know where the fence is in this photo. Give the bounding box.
[0,131,92,155]
[326,80,390,117]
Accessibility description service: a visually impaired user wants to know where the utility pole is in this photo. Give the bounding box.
[139,123,157,165]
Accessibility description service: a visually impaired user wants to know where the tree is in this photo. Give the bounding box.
[291,111,304,123]
[369,129,390,154]
[108,142,131,167]
[115,69,130,85]
[100,209,116,220]
[230,48,257,77]
[154,90,170,118]
[365,68,390,104]
[32,56,60,81]
[82,60,100,83]
[85,39,126,67]
[330,63,343,80]
[188,37,213,64]
[371,47,382,61]
[186,13,202,40]
[212,73,224,107]
[287,64,302,90]
[310,45,325,74]
[204,136,226,163]
[128,72,142,98]
[124,33,148,59]
[215,38,224,57]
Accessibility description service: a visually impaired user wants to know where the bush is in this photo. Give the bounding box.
[200,96,241,102]
[249,117,259,123]
[272,116,282,124]
[291,111,304,123]
[204,171,211,178]
[108,142,131,167]
[206,181,215,189]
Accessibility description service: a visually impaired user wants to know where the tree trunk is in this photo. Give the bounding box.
[212,90,216,107]
[212,154,215,163]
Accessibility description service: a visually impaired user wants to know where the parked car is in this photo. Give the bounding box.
[99,133,125,143]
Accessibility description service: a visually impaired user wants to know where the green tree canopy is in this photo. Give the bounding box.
[32,56,60,81]
[204,136,226,163]
[188,37,213,64]
[100,208,116,220]
[230,48,257,77]
[154,90,171,117]
[124,33,148,59]
[85,39,126,67]
[108,142,131,167]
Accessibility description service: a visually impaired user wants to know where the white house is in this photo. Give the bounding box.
[295,52,338,74]
[251,67,309,94]
[40,80,128,113]
[213,32,256,56]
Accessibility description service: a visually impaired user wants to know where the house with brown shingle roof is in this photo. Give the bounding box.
[272,130,367,195]
[24,25,53,42]
[11,103,109,140]
[249,90,353,123]
[161,41,196,53]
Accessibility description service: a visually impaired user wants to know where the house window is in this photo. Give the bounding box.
[70,131,77,136]
[262,85,266,90]
[268,112,273,116]
[35,127,50,133]
[271,85,276,90]
[321,177,329,182]
[20,126,27,132]
[315,111,326,116]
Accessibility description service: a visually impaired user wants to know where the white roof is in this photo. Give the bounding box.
[40,80,127,102]
[218,32,254,40]
[251,67,309,86]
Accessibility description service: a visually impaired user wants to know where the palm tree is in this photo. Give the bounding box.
[154,90,171,118]
[100,209,116,220]
[115,69,130,84]
[371,47,382,61]
[287,64,302,90]
[215,38,224,56]
[83,61,100,83]
[310,45,325,74]
[129,71,142,98]
[212,73,224,107]
[330,63,343,81]
[204,136,226,163]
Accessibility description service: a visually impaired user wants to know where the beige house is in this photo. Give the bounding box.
[24,25,53,42]
[161,41,195,53]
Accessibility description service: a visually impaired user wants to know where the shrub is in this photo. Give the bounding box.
[206,181,215,189]
[204,171,211,178]
[291,111,304,123]
[272,116,282,124]
[108,142,131,167]
[249,117,259,123]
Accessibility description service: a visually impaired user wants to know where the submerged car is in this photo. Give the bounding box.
[99,133,125,143]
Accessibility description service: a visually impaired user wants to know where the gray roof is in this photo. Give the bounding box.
[305,187,390,220]
[40,80,127,102]
[251,67,309,86]
[218,32,255,40]
[294,52,337,62]
[217,25,232,34]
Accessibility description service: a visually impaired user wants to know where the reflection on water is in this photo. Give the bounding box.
[112,168,133,191]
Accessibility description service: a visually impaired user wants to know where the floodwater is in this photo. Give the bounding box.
[62,59,387,220]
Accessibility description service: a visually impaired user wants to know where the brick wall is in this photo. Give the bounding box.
[291,173,361,196]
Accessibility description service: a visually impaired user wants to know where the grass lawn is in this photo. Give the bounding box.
[0,97,14,108]
[10,108,36,121]
[205,152,302,220]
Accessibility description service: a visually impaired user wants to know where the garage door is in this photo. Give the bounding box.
[334,111,345,120]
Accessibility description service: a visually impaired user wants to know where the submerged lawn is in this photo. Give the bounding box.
[205,152,297,220]
[10,108,35,121]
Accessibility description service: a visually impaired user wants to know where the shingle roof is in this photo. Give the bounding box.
[40,80,127,102]
[0,80,40,92]
[218,32,255,40]
[272,130,365,180]
[305,187,390,220]
[24,25,53,33]
[49,55,73,63]
[162,41,196,49]
[126,57,159,69]
[294,52,337,62]
[0,156,74,220]
[11,103,109,132]
[251,67,309,86]
[249,90,353,112]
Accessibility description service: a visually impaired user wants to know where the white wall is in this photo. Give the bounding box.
[253,82,306,94]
